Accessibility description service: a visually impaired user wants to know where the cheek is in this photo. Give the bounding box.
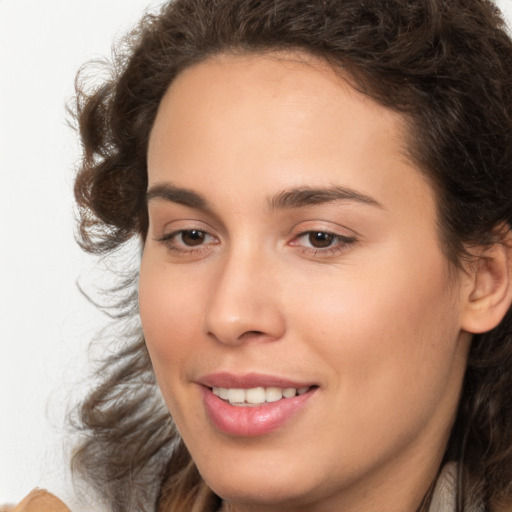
[289,243,462,419]
[138,256,204,376]
[285,256,465,471]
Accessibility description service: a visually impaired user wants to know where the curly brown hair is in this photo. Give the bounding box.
[71,1,512,511]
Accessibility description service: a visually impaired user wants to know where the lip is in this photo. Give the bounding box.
[197,372,317,389]
[197,372,318,437]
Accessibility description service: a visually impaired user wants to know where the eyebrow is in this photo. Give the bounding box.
[268,186,384,210]
[146,182,383,211]
[147,183,208,209]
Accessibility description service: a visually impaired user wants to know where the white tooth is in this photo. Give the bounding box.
[212,387,221,397]
[228,388,246,404]
[298,387,309,395]
[219,388,229,400]
[245,387,266,404]
[265,387,283,402]
[282,388,297,398]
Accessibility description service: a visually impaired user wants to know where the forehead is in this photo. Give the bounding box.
[149,52,410,163]
[147,51,433,220]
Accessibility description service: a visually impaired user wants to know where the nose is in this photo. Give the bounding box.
[203,250,286,346]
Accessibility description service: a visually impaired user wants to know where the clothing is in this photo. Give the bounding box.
[429,462,458,512]
[428,463,483,512]
[0,489,70,512]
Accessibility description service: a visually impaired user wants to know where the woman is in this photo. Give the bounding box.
[10,0,512,511]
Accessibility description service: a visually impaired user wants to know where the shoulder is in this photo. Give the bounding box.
[1,489,70,512]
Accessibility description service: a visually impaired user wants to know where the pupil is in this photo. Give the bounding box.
[309,232,333,248]
[182,230,205,246]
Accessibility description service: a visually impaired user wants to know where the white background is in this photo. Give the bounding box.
[1,0,512,507]
[0,1,164,506]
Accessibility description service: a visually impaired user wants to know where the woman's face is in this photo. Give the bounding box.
[140,53,472,511]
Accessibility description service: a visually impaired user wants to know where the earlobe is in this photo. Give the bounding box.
[461,235,512,334]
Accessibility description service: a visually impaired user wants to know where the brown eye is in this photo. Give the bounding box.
[180,230,207,246]
[308,232,335,248]
[290,229,355,256]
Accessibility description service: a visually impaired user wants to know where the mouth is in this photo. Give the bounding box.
[210,385,313,407]
[197,374,319,436]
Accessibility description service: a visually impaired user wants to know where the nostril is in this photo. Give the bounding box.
[240,330,265,339]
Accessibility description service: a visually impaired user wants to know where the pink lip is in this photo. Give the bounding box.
[197,372,316,389]
[197,372,318,437]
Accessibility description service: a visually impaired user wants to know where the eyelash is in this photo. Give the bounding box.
[156,229,219,254]
[290,231,356,256]
[156,229,356,257]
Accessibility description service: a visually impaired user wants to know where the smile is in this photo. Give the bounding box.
[211,386,311,406]
[198,375,318,436]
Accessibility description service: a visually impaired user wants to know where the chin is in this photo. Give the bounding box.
[208,476,314,510]
[196,449,329,509]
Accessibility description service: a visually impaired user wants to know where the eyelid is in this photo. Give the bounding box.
[153,219,221,256]
[154,230,219,260]
[157,228,218,244]
[153,217,218,239]
[287,222,358,256]
[290,230,355,246]
[288,220,358,239]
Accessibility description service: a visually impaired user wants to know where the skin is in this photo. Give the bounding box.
[139,53,476,512]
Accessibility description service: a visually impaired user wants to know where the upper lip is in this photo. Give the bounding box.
[196,372,317,389]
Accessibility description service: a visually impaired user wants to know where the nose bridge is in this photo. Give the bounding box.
[203,241,285,345]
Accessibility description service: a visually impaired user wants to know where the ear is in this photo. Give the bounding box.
[461,232,512,334]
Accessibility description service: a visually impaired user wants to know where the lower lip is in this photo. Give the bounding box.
[201,387,316,437]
